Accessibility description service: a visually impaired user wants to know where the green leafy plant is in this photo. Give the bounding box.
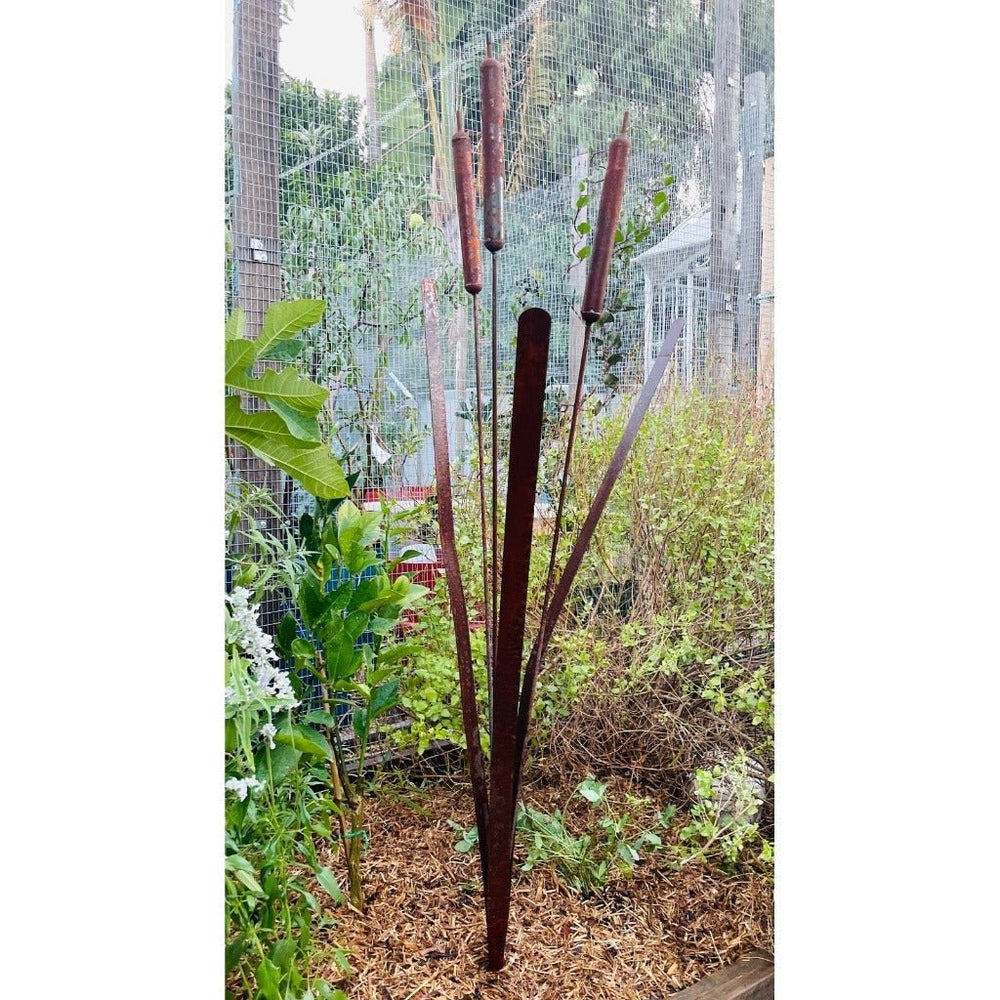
[517,777,666,896]
[225,587,350,1000]
[451,777,667,898]
[531,392,773,863]
[226,298,349,499]
[275,494,429,909]
[225,480,311,599]
[390,586,488,756]
[676,753,771,871]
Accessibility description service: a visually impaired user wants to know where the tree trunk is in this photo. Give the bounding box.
[230,0,285,624]
[363,1,381,164]
[231,0,282,340]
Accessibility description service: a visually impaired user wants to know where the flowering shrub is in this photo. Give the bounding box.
[226,586,300,776]
[225,587,349,1000]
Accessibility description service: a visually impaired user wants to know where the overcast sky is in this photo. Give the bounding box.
[224,1,390,96]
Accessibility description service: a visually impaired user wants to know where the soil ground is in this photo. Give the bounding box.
[311,770,773,999]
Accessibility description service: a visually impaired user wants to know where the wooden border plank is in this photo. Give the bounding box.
[670,951,773,1000]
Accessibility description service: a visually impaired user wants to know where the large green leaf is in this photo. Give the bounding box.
[225,338,257,385]
[225,307,246,341]
[257,299,325,356]
[227,365,328,417]
[369,679,400,721]
[272,723,332,761]
[264,400,321,443]
[225,397,348,499]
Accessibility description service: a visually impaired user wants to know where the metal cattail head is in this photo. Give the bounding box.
[452,110,483,294]
[581,111,631,324]
[480,34,505,253]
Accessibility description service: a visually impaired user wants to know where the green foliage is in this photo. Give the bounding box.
[225,79,363,206]
[531,629,604,738]
[526,0,711,183]
[552,391,773,675]
[225,590,348,1000]
[521,777,671,896]
[280,164,461,491]
[390,586,489,756]
[225,481,312,602]
[225,299,349,499]
[677,754,771,871]
[452,777,668,897]
[531,391,773,871]
[274,494,430,909]
[226,488,430,995]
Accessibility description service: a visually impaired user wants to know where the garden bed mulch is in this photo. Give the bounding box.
[313,777,773,999]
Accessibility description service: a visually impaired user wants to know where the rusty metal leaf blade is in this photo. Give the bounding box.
[485,306,550,971]
[422,279,490,879]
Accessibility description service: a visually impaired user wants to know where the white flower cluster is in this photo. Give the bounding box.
[225,587,300,710]
[225,775,264,801]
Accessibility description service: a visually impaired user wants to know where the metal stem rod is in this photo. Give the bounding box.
[490,255,500,725]
[538,317,594,626]
[470,295,493,723]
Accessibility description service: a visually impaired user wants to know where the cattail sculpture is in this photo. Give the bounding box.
[424,62,686,971]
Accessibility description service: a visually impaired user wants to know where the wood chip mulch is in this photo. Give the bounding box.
[312,778,773,999]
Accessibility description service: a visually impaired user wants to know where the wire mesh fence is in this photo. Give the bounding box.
[225,0,774,637]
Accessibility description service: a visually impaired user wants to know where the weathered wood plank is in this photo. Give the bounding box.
[670,950,773,1000]
[737,71,767,387]
[755,155,775,412]
[707,0,741,391]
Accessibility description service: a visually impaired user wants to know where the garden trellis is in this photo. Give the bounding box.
[227,0,774,547]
